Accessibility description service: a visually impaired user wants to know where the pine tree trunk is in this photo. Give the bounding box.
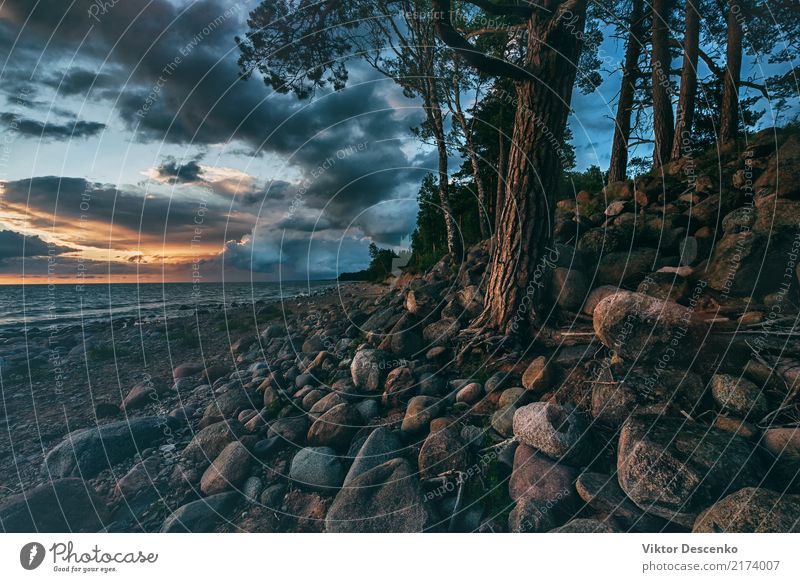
[465,128,489,240]
[608,0,645,183]
[426,91,462,258]
[651,0,675,166]
[720,1,743,146]
[451,85,489,240]
[670,0,700,160]
[436,129,461,258]
[478,5,587,335]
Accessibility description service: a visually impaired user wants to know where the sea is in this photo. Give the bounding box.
[0,281,340,332]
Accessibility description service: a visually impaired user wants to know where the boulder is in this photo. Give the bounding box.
[43,417,172,478]
[582,285,621,317]
[457,285,483,317]
[422,318,461,346]
[605,200,630,217]
[509,444,578,507]
[401,396,440,433]
[0,478,110,532]
[593,291,708,362]
[721,207,756,234]
[350,349,388,392]
[714,415,757,438]
[687,192,743,226]
[242,476,263,502]
[521,356,555,394]
[693,487,800,533]
[404,285,445,315]
[550,518,620,533]
[301,390,325,412]
[760,427,800,464]
[551,268,589,312]
[513,403,591,464]
[282,490,332,532]
[325,459,430,532]
[455,382,483,404]
[710,374,769,420]
[704,231,773,295]
[618,414,767,527]
[289,447,344,491]
[591,365,705,428]
[308,392,345,420]
[267,416,308,444]
[203,389,254,420]
[597,248,659,287]
[418,427,470,480]
[705,199,800,296]
[307,403,360,451]
[173,362,204,378]
[485,372,512,394]
[343,427,404,487]
[115,455,162,498]
[382,367,417,408]
[759,427,800,485]
[294,373,317,389]
[200,441,253,495]
[121,378,170,411]
[577,227,631,262]
[637,272,690,303]
[491,405,517,437]
[161,492,239,533]
[576,471,665,532]
[752,134,800,199]
[182,420,243,465]
[508,496,559,533]
[380,315,424,357]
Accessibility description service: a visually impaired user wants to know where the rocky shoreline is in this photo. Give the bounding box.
[2,130,800,533]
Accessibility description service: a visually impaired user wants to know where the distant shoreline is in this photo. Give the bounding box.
[0,279,341,287]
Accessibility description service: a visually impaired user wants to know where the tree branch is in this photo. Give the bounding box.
[669,38,770,99]
[464,24,527,38]
[459,0,542,18]
[432,0,529,80]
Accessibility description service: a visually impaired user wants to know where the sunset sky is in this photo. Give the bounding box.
[0,0,788,284]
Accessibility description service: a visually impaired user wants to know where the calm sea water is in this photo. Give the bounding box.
[0,281,339,331]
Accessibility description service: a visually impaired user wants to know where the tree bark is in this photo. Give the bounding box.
[651,0,675,166]
[463,119,490,239]
[478,5,588,334]
[670,0,700,160]
[720,1,743,146]
[494,123,507,235]
[608,0,645,183]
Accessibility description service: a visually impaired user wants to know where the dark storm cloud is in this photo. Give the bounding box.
[155,158,204,183]
[1,0,425,234]
[277,214,333,233]
[1,0,435,277]
[0,113,106,140]
[0,176,254,249]
[46,68,118,97]
[0,230,71,261]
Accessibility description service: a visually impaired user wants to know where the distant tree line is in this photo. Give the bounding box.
[338,243,399,282]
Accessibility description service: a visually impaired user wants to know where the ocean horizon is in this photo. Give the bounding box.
[0,280,341,330]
